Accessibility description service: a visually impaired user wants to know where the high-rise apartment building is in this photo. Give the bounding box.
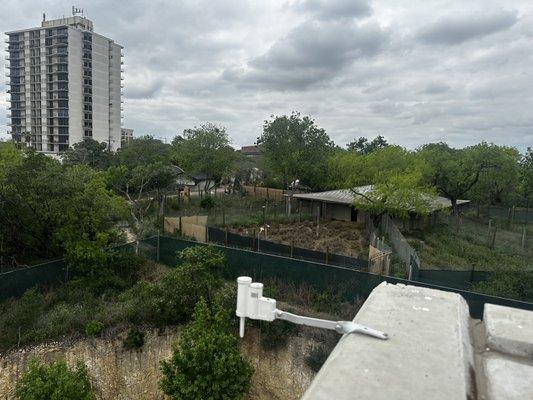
[5,12,123,153]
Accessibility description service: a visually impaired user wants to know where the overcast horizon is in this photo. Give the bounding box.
[1,0,532,151]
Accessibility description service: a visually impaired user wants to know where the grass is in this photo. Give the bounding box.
[404,214,532,271]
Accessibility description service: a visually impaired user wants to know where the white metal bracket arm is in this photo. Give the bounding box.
[236,276,388,340]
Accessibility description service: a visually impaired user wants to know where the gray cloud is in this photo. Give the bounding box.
[292,0,372,20]
[417,9,519,45]
[224,21,388,90]
[1,0,532,151]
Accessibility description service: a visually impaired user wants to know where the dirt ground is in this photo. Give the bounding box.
[232,220,369,259]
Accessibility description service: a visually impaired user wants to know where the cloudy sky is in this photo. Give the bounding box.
[1,0,532,150]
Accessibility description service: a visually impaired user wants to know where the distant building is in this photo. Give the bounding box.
[240,145,261,161]
[5,10,123,154]
[290,186,470,229]
[121,128,134,146]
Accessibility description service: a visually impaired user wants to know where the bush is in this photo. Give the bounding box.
[85,320,104,337]
[200,196,216,210]
[305,344,331,372]
[0,288,44,350]
[160,299,253,400]
[15,359,95,400]
[120,246,227,327]
[123,328,145,350]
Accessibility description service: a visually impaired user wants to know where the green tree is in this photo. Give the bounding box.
[0,141,23,179]
[329,146,433,224]
[519,147,533,207]
[61,139,113,170]
[117,135,172,168]
[0,154,127,262]
[468,144,521,208]
[172,123,237,195]
[346,135,388,154]
[258,112,334,190]
[15,359,95,400]
[418,142,492,215]
[160,298,253,400]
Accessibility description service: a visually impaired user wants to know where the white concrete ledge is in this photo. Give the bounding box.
[484,303,533,358]
[301,282,474,400]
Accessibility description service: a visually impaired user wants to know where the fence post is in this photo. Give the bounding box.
[179,216,182,236]
[325,246,329,265]
[511,206,515,225]
[225,226,228,246]
[522,226,527,250]
[290,240,294,258]
[205,225,208,243]
[489,227,497,249]
[252,229,256,251]
[222,208,226,226]
[157,233,160,263]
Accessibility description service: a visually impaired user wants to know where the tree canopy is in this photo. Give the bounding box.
[346,135,389,154]
[0,153,127,263]
[258,112,334,190]
[172,123,237,193]
[61,138,113,170]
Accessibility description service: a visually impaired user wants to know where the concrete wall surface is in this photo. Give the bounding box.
[301,282,533,400]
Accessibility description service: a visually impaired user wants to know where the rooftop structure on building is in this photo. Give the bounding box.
[5,9,123,154]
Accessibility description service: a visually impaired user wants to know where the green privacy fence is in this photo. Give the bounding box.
[156,236,533,319]
[1,236,532,319]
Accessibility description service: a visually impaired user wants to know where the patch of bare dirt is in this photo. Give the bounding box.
[232,220,369,259]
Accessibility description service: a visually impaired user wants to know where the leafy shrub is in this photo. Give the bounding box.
[305,344,331,372]
[0,288,44,350]
[120,246,227,327]
[123,328,145,350]
[35,303,89,340]
[85,320,104,337]
[160,299,253,400]
[200,196,216,210]
[15,359,95,400]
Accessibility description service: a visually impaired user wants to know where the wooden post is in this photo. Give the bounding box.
[522,226,527,250]
[179,216,182,236]
[298,200,301,223]
[252,229,256,250]
[222,208,226,226]
[266,187,269,200]
[511,206,515,225]
[490,227,497,249]
[205,225,208,243]
[225,226,229,246]
[290,240,294,258]
[325,246,329,264]
[156,232,160,263]
[316,203,320,238]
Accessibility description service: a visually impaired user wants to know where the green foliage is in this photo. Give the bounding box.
[305,345,331,372]
[61,138,113,170]
[85,320,104,337]
[0,153,127,263]
[347,135,388,154]
[200,195,216,210]
[120,246,226,326]
[329,146,433,220]
[473,269,533,301]
[159,299,253,400]
[258,112,334,190]
[519,147,533,200]
[0,288,44,348]
[172,123,237,193]
[15,359,95,400]
[123,328,145,350]
[117,135,172,169]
